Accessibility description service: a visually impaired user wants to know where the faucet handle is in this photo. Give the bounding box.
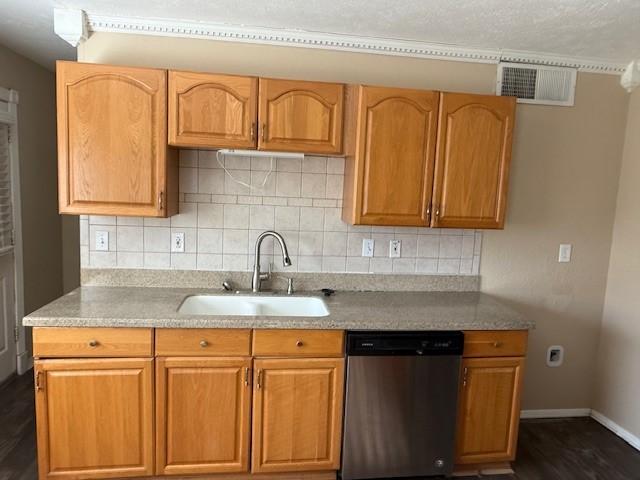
[259,261,272,281]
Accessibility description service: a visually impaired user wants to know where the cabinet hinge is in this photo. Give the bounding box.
[14,325,19,342]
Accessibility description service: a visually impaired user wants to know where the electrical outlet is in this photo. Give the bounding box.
[171,232,185,253]
[558,244,572,262]
[362,239,374,257]
[95,231,109,251]
[389,239,401,258]
[547,345,564,367]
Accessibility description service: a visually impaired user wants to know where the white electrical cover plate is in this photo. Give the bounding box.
[389,239,401,258]
[558,244,572,263]
[362,239,374,257]
[171,232,185,253]
[95,231,109,251]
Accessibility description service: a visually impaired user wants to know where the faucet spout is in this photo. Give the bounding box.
[252,231,292,292]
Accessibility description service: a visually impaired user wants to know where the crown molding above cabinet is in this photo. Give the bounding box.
[53,8,626,75]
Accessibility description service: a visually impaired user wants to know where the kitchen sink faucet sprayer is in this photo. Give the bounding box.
[252,231,292,292]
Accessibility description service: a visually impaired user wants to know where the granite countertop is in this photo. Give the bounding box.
[23,287,533,331]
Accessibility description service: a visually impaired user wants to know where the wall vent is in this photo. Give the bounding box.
[497,62,577,106]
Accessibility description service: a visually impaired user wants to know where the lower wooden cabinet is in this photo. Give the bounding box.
[455,357,525,465]
[251,358,345,473]
[155,357,252,475]
[34,358,154,480]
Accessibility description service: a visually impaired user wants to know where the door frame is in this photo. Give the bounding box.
[0,86,26,375]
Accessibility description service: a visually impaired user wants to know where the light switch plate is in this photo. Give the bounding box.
[171,232,185,253]
[558,244,572,263]
[362,239,374,257]
[95,231,109,251]
[389,239,401,258]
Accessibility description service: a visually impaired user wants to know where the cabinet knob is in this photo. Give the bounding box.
[493,341,502,348]
[296,340,304,348]
[200,340,209,348]
[88,339,99,348]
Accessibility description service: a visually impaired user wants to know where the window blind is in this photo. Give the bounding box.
[0,123,13,251]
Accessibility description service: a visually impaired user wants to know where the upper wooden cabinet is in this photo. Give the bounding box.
[168,71,258,149]
[342,88,516,229]
[34,358,154,479]
[455,356,525,465]
[251,357,345,473]
[258,78,344,154]
[342,85,439,226]
[432,93,516,229]
[57,61,177,217]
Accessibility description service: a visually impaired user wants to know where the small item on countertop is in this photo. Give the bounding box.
[321,288,335,297]
[287,278,295,295]
[222,281,233,291]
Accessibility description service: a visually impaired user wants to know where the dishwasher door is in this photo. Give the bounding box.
[341,355,461,479]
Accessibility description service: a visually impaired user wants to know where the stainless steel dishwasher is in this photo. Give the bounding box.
[341,331,464,479]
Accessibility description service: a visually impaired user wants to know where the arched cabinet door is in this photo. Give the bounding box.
[57,61,176,217]
[432,93,516,229]
[342,86,439,226]
[168,71,258,149]
[258,78,344,154]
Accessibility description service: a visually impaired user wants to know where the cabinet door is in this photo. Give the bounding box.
[252,358,345,473]
[348,86,439,226]
[432,93,516,229]
[57,61,176,217]
[258,78,344,154]
[168,71,258,149]
[34,358,154,480]
[155,357,252,475]
[456,357,525,465]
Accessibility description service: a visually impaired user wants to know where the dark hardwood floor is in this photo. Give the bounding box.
[1,372,639,480]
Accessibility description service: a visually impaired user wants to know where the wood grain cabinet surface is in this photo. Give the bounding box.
[251,358,345,473]
[56,61,177,217]
[455,356,525,465]
[342,85,439,226]
[155,357,252,475]
[34,358,154,480]
[258,78,344,154]
[168,71,258,149]
[432,92,516,229]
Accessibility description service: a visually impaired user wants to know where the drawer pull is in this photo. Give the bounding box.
[199,340,209,348]
[88,339,99,348]
[493,341,502,348]
[296,340,304,347]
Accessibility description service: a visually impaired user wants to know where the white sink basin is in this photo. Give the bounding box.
[178,295,330,317]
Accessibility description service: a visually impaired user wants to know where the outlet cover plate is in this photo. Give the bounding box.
[171,232,185,253]
[362,239,374,257]
[389,239,401,258]
[95,231,109,251]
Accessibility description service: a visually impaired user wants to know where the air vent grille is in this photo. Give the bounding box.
[498,63,576,106]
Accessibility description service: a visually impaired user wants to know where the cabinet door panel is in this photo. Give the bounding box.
[57,61,174,217]
[34,358,154,479]
[456,357,524,464]
[353,86,438,226]
[252,358,344,473]
[433,93,516,229]
[259,79,344,154]
[169,71,258,148]
[156,357,252,475]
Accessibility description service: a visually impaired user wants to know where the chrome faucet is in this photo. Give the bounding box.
[252,231,292,292]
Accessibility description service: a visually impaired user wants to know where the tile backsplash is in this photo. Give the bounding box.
[80,150,482,275]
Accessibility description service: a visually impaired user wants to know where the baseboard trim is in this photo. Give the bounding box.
[591,410,640,452]
[17,351,33,375]
[520,408,591,419]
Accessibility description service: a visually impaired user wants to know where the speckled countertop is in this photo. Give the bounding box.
[23,287,533,330]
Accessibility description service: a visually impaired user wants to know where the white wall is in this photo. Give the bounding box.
[594,88,640,438]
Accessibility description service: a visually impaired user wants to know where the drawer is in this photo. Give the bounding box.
[463,330,528,358]
[253,329,344,357]
[33,327,153,358]
[155,328,251,356]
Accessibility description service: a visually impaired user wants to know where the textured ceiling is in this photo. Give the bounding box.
[1,0,639,71]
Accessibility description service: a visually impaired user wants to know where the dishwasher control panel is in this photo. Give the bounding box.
[346,331,464,356]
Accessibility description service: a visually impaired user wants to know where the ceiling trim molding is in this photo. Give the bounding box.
[54,8,88,47]
[76,12,627,74]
